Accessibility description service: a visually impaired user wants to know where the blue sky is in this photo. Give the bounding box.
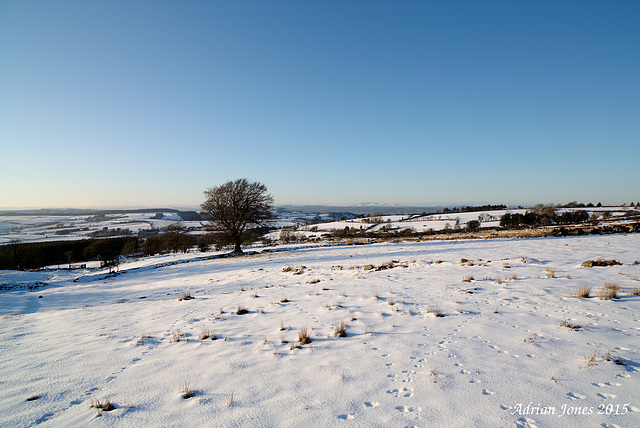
[1,0,638,209]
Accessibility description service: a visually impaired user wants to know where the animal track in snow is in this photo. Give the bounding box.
[387,387,414,398]
[515,417,538,428]
[566,392,586,400]
[395,405,421,413]
[593,382,621,387]
[337,413,355,420]
[597,393,617,399]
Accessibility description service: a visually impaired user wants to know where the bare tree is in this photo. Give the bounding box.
[201,179,274,254]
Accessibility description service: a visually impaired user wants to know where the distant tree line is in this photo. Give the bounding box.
[0,237,138,271]
[439,204,507,214]
[499,207,590,228]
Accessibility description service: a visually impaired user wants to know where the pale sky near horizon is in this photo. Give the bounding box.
[1,0,638,209]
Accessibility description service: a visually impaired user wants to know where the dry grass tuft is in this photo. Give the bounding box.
[198,327,212,340]
[631,287,640,296]
[462,275,474,283]
[91,398,116,411]
[180,383,197,399]
[582,344,624,369]
[236,305,249,315]
[298,326,312,344]
[334,321,348,338]
[428,306,444,317]
[178,293,194,301]
[598,282,620,300]
[573,286,592,298]
[559,318,582,330]
[136,332,151,345]
[545,268,556,278]
[170,330,185,343]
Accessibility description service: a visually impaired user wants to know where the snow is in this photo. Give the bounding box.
[1,234,639,427]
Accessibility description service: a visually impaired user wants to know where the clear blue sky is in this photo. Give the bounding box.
[1,0,638,209]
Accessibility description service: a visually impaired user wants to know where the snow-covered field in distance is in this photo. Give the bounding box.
[1,206,636,245]
[1,234,639,427]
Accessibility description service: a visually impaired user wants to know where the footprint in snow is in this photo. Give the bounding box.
[597,393,617,399]
[337,413,355,420]
[387,387,413,398]
[395,406,421,413]
[593,382,620,387]
[515,416,538,428]
[482,389,495,395]
[566,392,586,400]
[363,401,380,408]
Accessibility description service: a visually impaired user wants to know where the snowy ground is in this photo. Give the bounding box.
[1,234,639,427]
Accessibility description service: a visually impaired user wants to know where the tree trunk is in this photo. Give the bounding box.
[232,241,243,254]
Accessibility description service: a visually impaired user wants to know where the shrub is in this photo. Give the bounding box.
[582,259,622,268]
[236,306,249,315]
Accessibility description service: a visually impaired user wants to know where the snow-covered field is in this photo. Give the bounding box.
[1,234,639,427]
[0,212,203,245]
[2,206,636,245]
